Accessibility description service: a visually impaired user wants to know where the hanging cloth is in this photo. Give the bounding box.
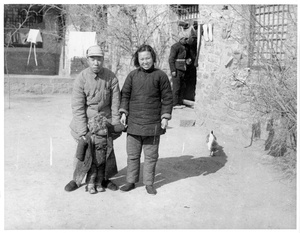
[26,29,43,66]
[194,22,202,67]
[68,31,97,58]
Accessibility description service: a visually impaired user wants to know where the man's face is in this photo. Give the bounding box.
[186,36,196,45]
[87,56,104,73]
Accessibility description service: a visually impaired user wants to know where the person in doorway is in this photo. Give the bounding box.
[169,37,190,108]
[64,45,122,194]
[169,36,194,108]
[119,44,173,195]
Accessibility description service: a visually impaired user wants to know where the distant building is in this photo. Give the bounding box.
[4,4,64,75]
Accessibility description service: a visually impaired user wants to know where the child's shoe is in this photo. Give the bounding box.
[86,185,97,194]
[88,187,97,194]
[96,185,105,192]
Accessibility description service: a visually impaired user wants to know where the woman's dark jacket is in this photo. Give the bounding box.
[119,66,173,136]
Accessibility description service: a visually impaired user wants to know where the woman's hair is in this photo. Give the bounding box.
[133,44,157,68]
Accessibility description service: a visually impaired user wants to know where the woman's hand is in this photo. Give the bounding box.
[120,113,127,126]
[161,118,168,129]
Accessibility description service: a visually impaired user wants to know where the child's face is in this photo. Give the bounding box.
[138,51,153,70]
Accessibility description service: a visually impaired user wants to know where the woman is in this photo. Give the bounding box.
[119,44,173,195]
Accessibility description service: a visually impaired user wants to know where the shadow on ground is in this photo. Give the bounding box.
[113,146,227,189]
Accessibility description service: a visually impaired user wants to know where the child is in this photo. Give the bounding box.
[85,114,111,194]
[119,44,173,195]
[65,114,125,194]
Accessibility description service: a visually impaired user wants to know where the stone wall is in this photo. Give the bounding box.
[193,4,297,143]
[4,75,74,95]
[4,48,60,75]
[194,5,254,140]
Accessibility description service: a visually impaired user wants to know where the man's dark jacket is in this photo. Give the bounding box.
[169,41,188,73]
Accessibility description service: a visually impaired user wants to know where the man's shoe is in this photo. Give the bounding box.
[146,185,157,195]
[107,181,118,191]
[102,179,118,191]
[64,180,79,192]
[120,183,135,192]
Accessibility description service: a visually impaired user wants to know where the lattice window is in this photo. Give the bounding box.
[4,4,44,47]
[249,5,289,67]
[171,4,199,20]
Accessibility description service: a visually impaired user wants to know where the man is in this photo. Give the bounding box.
[168,37,191,108]
[64,45,121,193]
[169,20,198,108]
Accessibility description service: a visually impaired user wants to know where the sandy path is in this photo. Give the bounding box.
[3,94,297,229]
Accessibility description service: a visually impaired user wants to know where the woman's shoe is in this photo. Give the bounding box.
[146,185,157,195]
[120,183,135,192]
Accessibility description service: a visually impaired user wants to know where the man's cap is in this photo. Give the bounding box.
[86,45,104,57]
[178,20,189,29]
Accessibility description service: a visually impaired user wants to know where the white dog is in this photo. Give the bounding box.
[206,130,218,156]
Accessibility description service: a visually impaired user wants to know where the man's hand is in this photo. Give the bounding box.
[186,58,192,65]
[161,118,168,129]
[171,71,176,77]
[74,135,86,143]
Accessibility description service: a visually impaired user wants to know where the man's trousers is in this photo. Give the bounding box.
[172,70,186,106]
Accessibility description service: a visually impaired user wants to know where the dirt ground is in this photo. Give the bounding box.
[3,94,297,230]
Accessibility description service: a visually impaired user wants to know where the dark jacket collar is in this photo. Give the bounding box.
[139,65,155,73]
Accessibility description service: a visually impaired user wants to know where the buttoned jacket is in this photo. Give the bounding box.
[119,67,173,136]
[168,41,188,73]
[70,67,121,140]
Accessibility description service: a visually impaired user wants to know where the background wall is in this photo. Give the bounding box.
[193,5,255,139]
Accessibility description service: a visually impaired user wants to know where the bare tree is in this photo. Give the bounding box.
[67,4,174,76]
[106,4,174,76]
